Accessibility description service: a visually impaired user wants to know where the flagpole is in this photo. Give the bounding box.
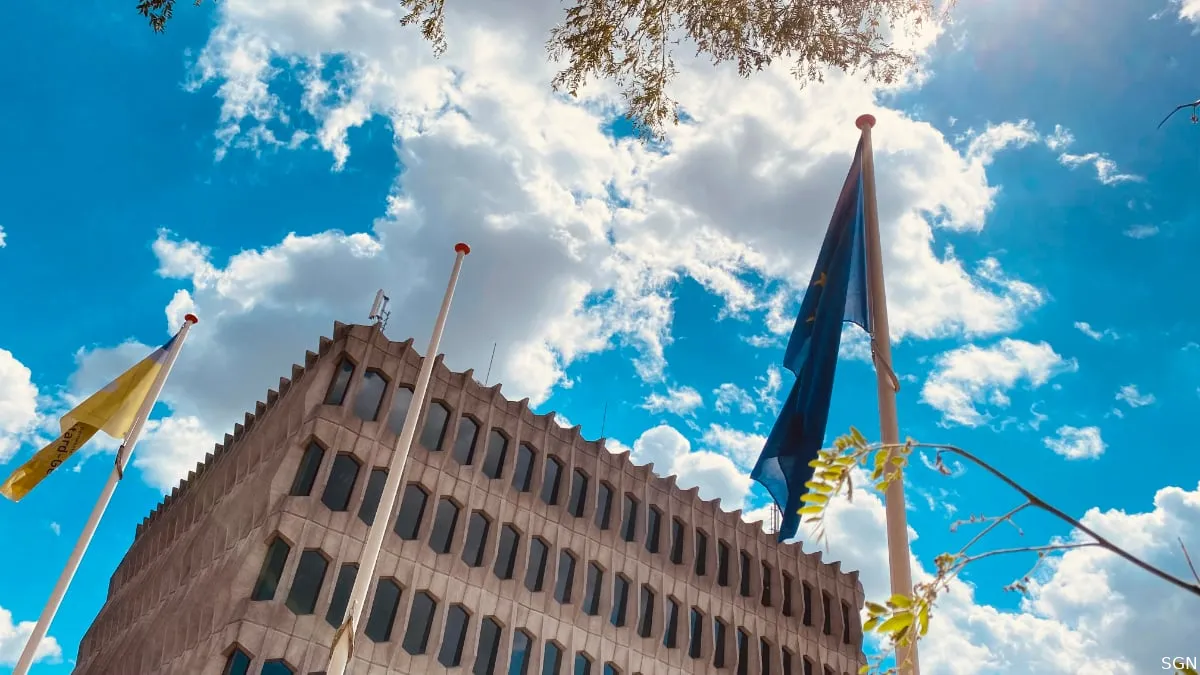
[12,314,199,675]
[325,243,471,675]
[856,114,920,675]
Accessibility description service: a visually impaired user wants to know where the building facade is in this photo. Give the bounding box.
[73,322,867,675]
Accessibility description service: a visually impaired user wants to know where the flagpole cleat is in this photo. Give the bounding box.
[856,114,876,130]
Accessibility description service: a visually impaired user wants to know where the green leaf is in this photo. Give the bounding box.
[877,611,913,636]
[887,594,913,609]
[864,601,888,615]
[850,426,867,447]
[862,616,880,632]
[800,493,829,505]
[798,505,824,516]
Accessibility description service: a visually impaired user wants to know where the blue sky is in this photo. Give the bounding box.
[2,0,1200,672]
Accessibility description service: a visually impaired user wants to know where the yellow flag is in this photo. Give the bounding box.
[0,336,177,502]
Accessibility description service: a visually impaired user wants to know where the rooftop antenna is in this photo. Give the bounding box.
[368,289,391,331]
[770,503,780,536]
[600,401,608,439]
[483,343,497,385]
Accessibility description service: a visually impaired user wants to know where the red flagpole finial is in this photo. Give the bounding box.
[184,314,199,324]
[855,114,876,130]
[455,242,471,255]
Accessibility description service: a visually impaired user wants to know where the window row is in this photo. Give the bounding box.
[320,356,859,642]
[250,533,855,674]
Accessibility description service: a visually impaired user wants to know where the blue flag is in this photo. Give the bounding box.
[751,139,872,543]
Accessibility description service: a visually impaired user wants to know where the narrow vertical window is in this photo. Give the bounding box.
[802,581,814,626]
[473,617,503,675]
[284,549,328,615]
[802,656,815,675]
[402,591,438,655]
[540,457,563,505]
[222,646,251,675]
[823,666,835,675]
[251,537,290,601]
[688,607,704,659]
[738,550,752,597]
[595,483,613,529]
[782,648,794,675]
[712,618,727,668]
[494,524,520,580]
[394,484,429,540]
[482,429,509,479]
[420,401,451,451]
[554,549,577,604]
[429,497,461,554]
[261,660,294,675]
[736,628,749,675]
[452,415,480,465]
[510,629,534,675]
[620,494,639,542]
[567,469,589,518]
[324,564,357,628]
[462,511,492,567]
[645,506,661,553]
[324,357,355,405]
[842,600,853,644]
[438,604,471,667]
[717,540,730,587]
[610,574,629,627]
[573,653,592,675]
[583,563,603,616]
[782,572,794,617]
[525,538,550,592]
[352,369,388,421]
[289,442,324,496]
[694,531,708,576]
[760,638,773,675]
[387,386,414,436]
[512,443,536,492]
[637,584,654,638]
[664,597,680,648]
[822,591,833,635]
[365,578,402,642]
[603,664,620,675]
[669,518,684,564]
[321,453,361,512]
[357,468,387,525]
[543,642,564,675]
[761,562,773,607]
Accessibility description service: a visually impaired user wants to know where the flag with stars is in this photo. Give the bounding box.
[751,138,872,543]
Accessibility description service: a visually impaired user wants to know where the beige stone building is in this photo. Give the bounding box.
[73,322,867,675]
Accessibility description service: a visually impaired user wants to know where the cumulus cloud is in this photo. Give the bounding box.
[921,339,1078,427]
[641,386,704,417]
[1043,425,1106,460]
[1115,384,1155,409]
[0,604,62,667]
[0,349,41,463]
[699,424,766,471]
[629,424,751,510]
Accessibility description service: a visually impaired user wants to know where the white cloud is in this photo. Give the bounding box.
[1122,224,1159,239]
[712,383,756,415]
[49,522,60,536]
[755,364,784,412]
[1115,384,1155,408]
[1057,152,1143,186]
[1043,425,1106,460]
[641,386,704,417]
[0,349,41,464]
[0,604,62,667]
[965,120,1039,164]
[1177,0,1200,23]
[0,225,7,248]
[921,339,1078,427]
[629,424,750,509]
[1073,321,1118,341]
[132,416,221,492]
[1043,124,1075,151]
[552,413,573,429]
[699,424,766,471]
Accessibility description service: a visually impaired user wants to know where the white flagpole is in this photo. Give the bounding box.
[856,114,920,675]
[325,243,471,675]
[12,313,199,675]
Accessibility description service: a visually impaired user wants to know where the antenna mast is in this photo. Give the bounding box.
[483,343,497,385]
[600,401,608,439]
[368,289,391,331]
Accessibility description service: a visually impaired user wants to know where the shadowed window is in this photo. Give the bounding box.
[802,656,815,675]
[525,537,550,592]
[324,357,355,406]
[760,638,773,675]
[688,607,704,659]
[324,564,357,628]
[664,597,680,648]
[762,562,773,607]
[782,572,794,616]
[542,643,563,675]
[420,401,451,451]
[554,549,577,604]
[717,540,730,587]
[712,618,727,668]
[387,386,414,436]
[842,600,853,643]
[513,443,536,492]
[783,648,794,675]
[822,591,833,635]
[620,494,639,542]
[289,442,325,496]
[365,578,402,643]
[739,550,752,597]
[669,518,685,564]
[320,453,360,512]
[736,628,749,675]
[394,484,429,540]
[540,457,563,505]
[645,506,661,553]
[462,511,492,567]
[482,429,509,479]
[452,416,480,465]
[429,498,461,554]
[509,629,534,675]
[802,582,814,625]
[473,617,503,675]
[567,469,588,518]
[637,584,654,638]
[353,369,388,421]
[438,604,471,667]
[694,531,708,576]
[285,549,329,615]
[573,653,592,675]
[221,646,251,675]
[583,563,603,616]
[357,468,387,525]
[595,483,613,530]
[251,536,290,601]
[403,591,438,655]
[494,524,520,580]
[261,660,294,675]
[610,575,629,627]
[603,665,620,675]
